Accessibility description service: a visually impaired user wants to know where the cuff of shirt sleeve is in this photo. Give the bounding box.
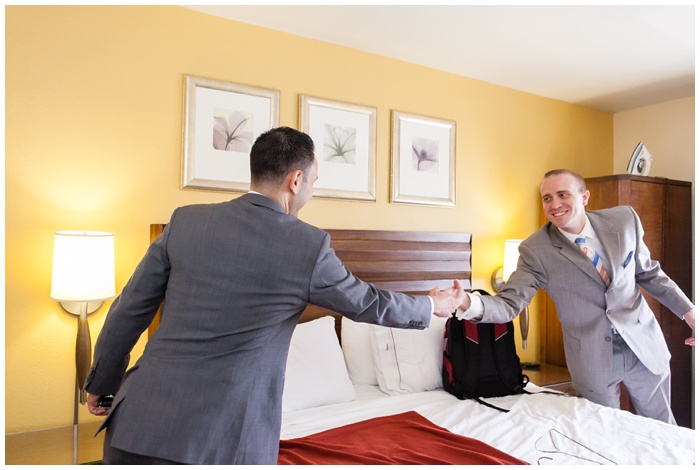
[455,292,485,320]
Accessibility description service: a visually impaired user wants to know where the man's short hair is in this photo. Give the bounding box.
[250,127,315,185]
[543,169,587,193]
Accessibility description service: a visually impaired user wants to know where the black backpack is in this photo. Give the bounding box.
[442,289,530,412]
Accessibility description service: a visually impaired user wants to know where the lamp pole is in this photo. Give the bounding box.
[73,370,79,465]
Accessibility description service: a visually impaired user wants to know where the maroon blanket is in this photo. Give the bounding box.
[278,411,527,465]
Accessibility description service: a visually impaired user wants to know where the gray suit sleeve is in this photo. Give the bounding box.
[308,234,431,329]
[84,213,174,394]
[628,207,694,318]
[480,241,545,323]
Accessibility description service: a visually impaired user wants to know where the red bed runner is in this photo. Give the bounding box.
[278,411,527,465]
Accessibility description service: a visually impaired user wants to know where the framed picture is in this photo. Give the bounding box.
[300,95,376,201]
[181,75,280,192]
[390,111,456,206]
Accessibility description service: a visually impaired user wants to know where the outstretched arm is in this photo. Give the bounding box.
[684,310,695,346]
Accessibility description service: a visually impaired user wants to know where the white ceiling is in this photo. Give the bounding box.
[185,5,695,113]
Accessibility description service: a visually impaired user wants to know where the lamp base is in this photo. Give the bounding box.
[60,301,103,315]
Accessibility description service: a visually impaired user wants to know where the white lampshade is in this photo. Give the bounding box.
[502,239,523,283]
[50,231,116,302]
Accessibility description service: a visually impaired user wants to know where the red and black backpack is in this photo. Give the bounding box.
[442,289,530,412]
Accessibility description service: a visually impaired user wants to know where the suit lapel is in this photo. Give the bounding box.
[547,223,606,286]
[588,211,621,284]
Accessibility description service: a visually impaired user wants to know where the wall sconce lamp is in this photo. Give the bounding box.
[491,239,529,349]
[50,231,115,405]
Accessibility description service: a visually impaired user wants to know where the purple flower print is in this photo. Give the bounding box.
[412,137,439,172]
[213,111,254,152]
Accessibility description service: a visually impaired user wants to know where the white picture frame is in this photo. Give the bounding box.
[181,75,280,192]
[390,111,456,207]
[300,95,376,201]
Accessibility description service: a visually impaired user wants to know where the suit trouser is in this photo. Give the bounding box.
[580,332,676,425]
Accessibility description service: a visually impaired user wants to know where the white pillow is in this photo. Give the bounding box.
[368,315,447,395]
[282,316,356,413]
[341,317,378,385]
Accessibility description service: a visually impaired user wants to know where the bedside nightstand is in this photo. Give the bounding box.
[5,420,104,465]
[523,362,576,395]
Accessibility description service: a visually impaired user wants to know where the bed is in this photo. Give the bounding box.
[148,225,695,465]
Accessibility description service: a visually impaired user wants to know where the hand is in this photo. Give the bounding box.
[683,310,694,346]
[87,393,111,416]
[430,279,467,317]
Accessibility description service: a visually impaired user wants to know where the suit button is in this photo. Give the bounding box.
[605,336,612,342]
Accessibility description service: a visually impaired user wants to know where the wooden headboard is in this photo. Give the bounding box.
[147,225,471,338]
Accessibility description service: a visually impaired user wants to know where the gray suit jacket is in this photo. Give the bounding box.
[84,193,431,464]
[478,206,692,394]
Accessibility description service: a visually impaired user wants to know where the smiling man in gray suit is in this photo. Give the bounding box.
[455,169,694,424]
[84,127,465,464]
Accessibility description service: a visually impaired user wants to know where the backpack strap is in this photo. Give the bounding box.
[443,316,465,398]
[473,387,565,413]
[472,396,512,413]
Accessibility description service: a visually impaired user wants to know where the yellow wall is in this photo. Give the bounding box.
[6,5,614,433]
[613,96,695,183]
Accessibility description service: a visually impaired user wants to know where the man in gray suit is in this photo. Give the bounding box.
[454,169,694,424]
[84,127,465,464]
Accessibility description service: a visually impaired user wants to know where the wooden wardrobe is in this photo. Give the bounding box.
[539,175,694,428]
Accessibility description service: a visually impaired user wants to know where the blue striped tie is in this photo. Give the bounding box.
[575,237,610,286]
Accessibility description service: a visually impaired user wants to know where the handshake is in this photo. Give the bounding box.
[429,279,469,317]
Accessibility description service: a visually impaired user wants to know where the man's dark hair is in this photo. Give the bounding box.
[250,127,315,185]
[543,169,587,193]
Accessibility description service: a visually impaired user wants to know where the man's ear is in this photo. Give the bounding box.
[288,170,303,194]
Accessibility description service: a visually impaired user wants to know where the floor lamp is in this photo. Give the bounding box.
[50,231,115,464]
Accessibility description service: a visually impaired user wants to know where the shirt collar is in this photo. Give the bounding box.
[558,215,595,244]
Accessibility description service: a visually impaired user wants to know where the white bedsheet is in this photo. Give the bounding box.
[281,384,695,465]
